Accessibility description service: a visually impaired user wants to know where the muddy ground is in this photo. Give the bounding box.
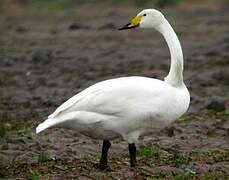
[0,3,229,179]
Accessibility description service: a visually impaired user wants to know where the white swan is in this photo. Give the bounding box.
[36,9,190,169]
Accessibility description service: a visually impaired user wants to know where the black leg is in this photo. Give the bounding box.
[98,140,111,170]
[129,143,137,167]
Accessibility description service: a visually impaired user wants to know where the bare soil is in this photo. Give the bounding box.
[0,4,228,179]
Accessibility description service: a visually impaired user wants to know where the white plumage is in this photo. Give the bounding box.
[37,77,189,142]
[36,9,190,168]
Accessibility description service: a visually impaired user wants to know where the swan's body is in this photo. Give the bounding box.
[37,77,189,142]
[36,9,190,169]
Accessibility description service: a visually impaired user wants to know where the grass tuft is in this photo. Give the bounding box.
[174,168,196,180]
[28,173,40,180]
[38,151,50,163]
[139,145,229,167]
[0,111,33,137]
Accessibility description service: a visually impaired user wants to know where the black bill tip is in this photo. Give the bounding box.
[118,23,138,30]
[118,23,130,30]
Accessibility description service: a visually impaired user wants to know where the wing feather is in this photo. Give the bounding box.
[48,87,102,118]
[48,77,169,119]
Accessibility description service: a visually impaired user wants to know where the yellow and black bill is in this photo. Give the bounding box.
[118,15,142,30]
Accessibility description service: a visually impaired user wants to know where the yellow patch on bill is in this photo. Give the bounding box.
[128,15,142,28]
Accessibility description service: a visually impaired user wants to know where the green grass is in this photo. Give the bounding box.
[28,174,40,180]
[179,110,229,124]
[38,151,51,163]
[0,111,33,137]
[139,145,229,166]
[174,170,196,180]
[1,146,228,179]
[80,154,98,164]
[0,111,228,178]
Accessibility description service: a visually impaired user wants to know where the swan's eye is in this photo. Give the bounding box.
[143,14,146,16]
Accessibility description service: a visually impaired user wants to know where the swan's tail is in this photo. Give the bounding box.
[36,112,79,134]
[36,111,102,134]
[36,118,57,134]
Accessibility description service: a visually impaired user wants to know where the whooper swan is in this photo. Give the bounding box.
[36,9,190,170]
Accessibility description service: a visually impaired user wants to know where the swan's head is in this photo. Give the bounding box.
[119,9,165,30]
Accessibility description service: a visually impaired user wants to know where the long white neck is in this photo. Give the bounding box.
[158,19,184,87]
